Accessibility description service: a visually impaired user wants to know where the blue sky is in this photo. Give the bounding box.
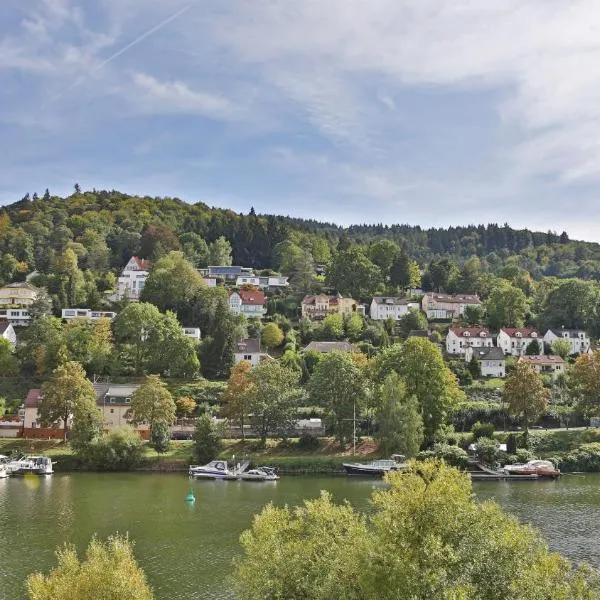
[2,0,600,240]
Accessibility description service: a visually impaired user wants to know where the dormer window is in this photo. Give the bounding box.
[480,332,487,337]
[531,332,537,338]
[463,332,470,337]
[515,332,522,338]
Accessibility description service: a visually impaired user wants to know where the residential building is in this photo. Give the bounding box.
[543,328,591,355]
[0,308,31,326]
[421,293,481,320]
[302,341,359,353]
[465,347,506,378]
[519,355,566,378]
[236,275,261,287]
[61,308,117,321]
[446,327,493,356]
[182,327,201,341]
[301,294,360,319]
[0,321,17,347]
[228,290,267,318]
[0,282,40,306]
[497,328,543,357]
[234,338,272,366]
[203,277,217,287]
[370,297,420,321]
[115,256,151,301]
[201,266,254,281]
[258,276,289,291]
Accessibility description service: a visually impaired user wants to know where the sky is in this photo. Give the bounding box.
[1,0,600,240]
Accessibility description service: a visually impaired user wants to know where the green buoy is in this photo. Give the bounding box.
[186,488,196,503]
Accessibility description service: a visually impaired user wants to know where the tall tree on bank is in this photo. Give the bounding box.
[222,361,254,442]
[128,375,176,435]
[568,351,600,418]
[39,361,100,441]
[200,295,236,379]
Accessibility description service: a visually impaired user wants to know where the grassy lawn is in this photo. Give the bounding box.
[469,377,505,390]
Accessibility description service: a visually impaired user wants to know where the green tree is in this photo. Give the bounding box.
[568,351,600,417]
[222,361,254,442]
[27,535,153,600]
[551,338,572,358]
[368,239,400,277]
[209,236,233,266]
[540,279,599,333]
[0,338,19,376]
[246,360,304,444]
[261,323,284,350]
[345,313,364,340]
[427,258,459,292]
[193,413,223,464]
[397,309,427,339]
[503,362,548,439]
[129,375,176,435]
[376,373,423,457]
[200,295,236,379]
[19,315,64,375]
[49,247,87,308]
[390,251,420,290]
[139,224,180,260]
[149,420,171,454]
[39,361,100,442]
[179,232,210,268]
[81,428,145,470]
[485,282,529,330]
[234,461,598,600]
[463,304,484,326]
[326,247,382,297]
[319,314,345,340]
[28,290,52,321]
[308,352,366,446]
[525,339,541,355]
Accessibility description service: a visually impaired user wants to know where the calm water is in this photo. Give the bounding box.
[1,473,600,599]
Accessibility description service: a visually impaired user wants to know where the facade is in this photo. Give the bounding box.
[446,327,493,356]
[497,328,543,357]
[62,308,117,321]
[203,277,217,287]
[258,276,289,290]
[519,355,566,377]
[465,346,506,378]
[370,297,420,321]
[421,293,481,320]
[302,341,359,353]
[0,321,17,347]
[0,282,40,306]
[234,338,272,366]
[115,257,151,301]
[228,290,267,318]
[0,308,31,326]
[182,327,201,341]
[301,294,360,319]
[236,275,261,287]
[543,328,590,355]
[202,266,253,281]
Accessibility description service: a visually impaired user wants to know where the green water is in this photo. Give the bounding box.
[1,473,600,599]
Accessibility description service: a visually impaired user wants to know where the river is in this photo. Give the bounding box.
[1,473,600,599]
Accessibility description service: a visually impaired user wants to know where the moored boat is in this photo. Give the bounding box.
[189,460,235,479]
[343,455,406,477]
[503,460,560,479]
[7,456,54,476]
[240,469,268,481]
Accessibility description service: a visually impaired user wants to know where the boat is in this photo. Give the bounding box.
[7,456,54,476]
[503,460,560,479]
[0,455,8,479]
[189,460,236,479]
[240,469,268,481]
[343,455,406,477]
[256,466,279,481]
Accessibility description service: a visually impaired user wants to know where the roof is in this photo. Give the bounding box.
[0,321,12,334]
[500,328,540,337]
[519,355,565,366]
[473,347,505,361]
[449,327,490,338]
[4,282,39,291]
[303,341,358,353]
[24,389,42,408]
[94,383,139,404]
[236,338,261,354]
[425,293,480,304]
[547,328,587,338]
[232,290,266,305]
[372,297,411,306]
[130,257,151,270]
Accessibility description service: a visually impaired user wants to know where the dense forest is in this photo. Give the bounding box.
[1,187,600,281]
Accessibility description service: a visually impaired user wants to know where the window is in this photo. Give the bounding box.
[110,408,114,414]
[244,354,252,360]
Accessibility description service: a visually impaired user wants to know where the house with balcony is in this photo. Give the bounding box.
[301,294,361,320]
[62,308,117,321]
[519,355,566,378]
[543,328,591,355]
[446,327,493,356]
[201,266,254,281]
[497,328,543,357]
[114,256,151,301]
[229,290,267,318]
[421,293,481,320]
[0,308,31,326]
[370,297,420,321]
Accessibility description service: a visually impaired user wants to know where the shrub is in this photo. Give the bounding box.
[297,433,320,451]
[475,437,500,467]
[557,443,600,472]
[471,421,495,440]
[149,421,171,454]
[515,448,534,463]
[80,428,145,471]
[506,433,518,455]
[417,444,469,469]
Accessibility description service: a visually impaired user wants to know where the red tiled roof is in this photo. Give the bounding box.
[24,389,42,408]
[449,327,490,337]
[235,290,266,305]
[131,256,151,270]
[519,355,565,365]
[501,328,540,337]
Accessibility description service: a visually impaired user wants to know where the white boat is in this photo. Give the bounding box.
[189,460,235,479]
[343,454,406,477]
[240,469,268,481]
[256,466,279,481]
[6,456,54,476]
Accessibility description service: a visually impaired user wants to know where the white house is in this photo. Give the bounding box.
[465,346,506,378]
[115,257,151,301]
[228,290,267,318]
[203,278,217,288]
[181,327,201,341]
[519,355,566,378]
[0,322,17,347]
[370,297,420,321]
[446,327,493,356]
[497,328,543,357]
[0,308,31,327]
[234,338,272,366]
[421,293,481,320]
[62,308,117,321]
[544,328,591,355]
[236,275,261,287]
[258,276,289,290]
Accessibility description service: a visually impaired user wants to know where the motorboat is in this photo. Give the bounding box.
[189,460,236,479]
[503,460,560,479]
[240,469,268,481]
[256,466,279,481]
[7,456,54,476]
[343,454,406,477]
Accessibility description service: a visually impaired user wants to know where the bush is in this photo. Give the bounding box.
[417,444,469,469]
[556,443,600,472]
[471,421,495,440]
[80,428,145,471]
[150,421,171,454]
[297,433,320,451]
[506,433,518,455]
[475,437,500,467]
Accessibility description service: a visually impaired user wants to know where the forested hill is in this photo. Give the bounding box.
[1,188,600,280]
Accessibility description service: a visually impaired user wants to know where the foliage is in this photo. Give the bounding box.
[396,309,427,339]
[568,351,600,417]
[525,339,541,355]
[326,247,382,297]
[149,420,171,454]
[556,443,600,472]
[297,432,321,450]
[193,414,223,464]
[129,375,176,433]
[506,432,518,455]
[463,304,484,325]
[0,338,19,376]
[318,314,344,340]
[80,428,145,470]
[417,444,470,469]
[475,436,501,467]
[234,461,599,599]
[485,282,529,330]
[261,322,284,349]
[27,534,153,600]
[471,421,495,440]
[199,295,235,379]
[308,352,366,446]
[175,396,196,416]
[540,279,599,334]
[375,373,423,457]
[551,338,572,358]
[222,361,254,441]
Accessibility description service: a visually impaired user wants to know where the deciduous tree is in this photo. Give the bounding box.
[222,361,254,442]
[261,323,284,350]
[326,247,382,297]
[485,282,529,330]
[551,338,572,358]
[129,375,176,434]
[568,351,600,418]
[193,413,223,464]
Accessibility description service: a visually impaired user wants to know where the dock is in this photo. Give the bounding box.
[469,472,539,481]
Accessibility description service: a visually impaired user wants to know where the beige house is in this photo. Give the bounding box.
[421,293,481,320]
[0,282,40,306]
[301,294,361,319]
[519,355,566,378]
